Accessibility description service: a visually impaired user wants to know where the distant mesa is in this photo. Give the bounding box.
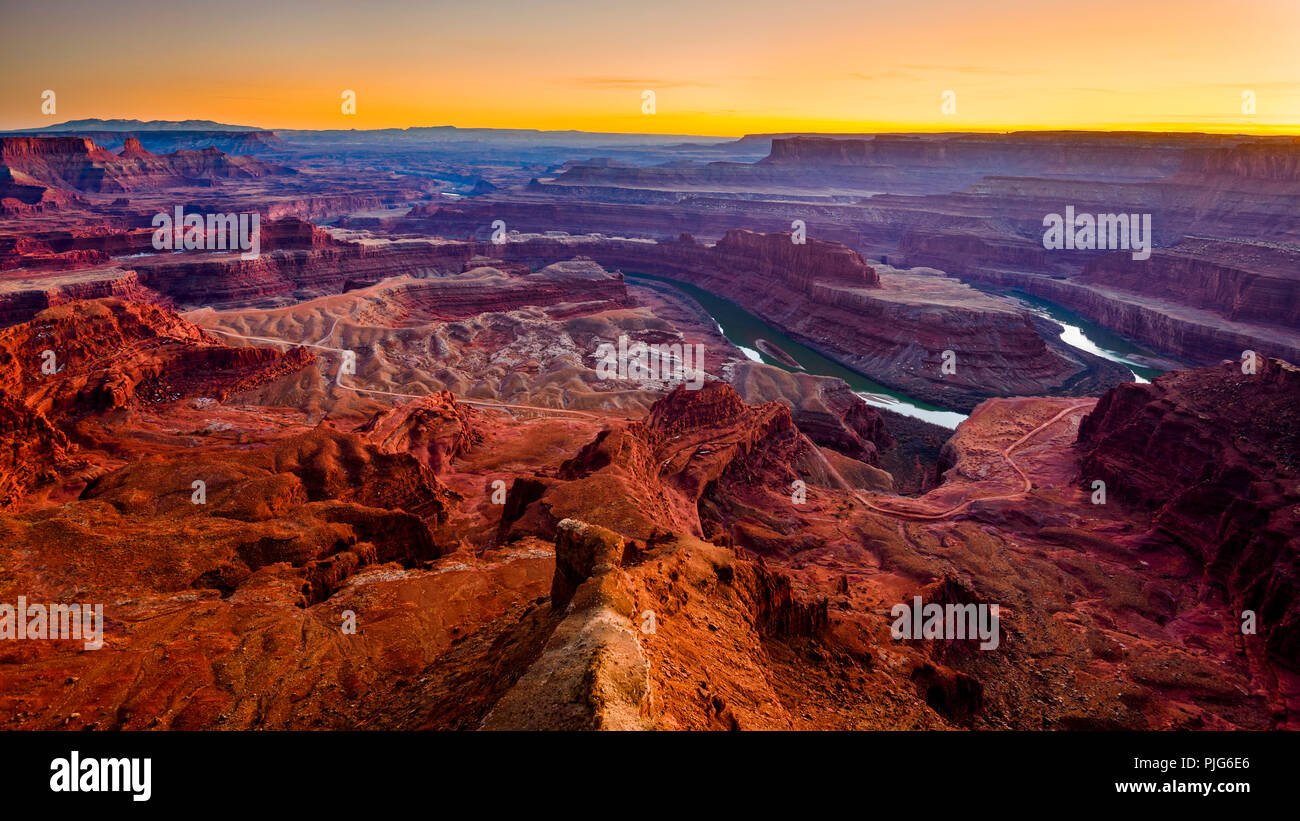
[10,118,267,133]
[0,135,293,196]
[2,120,285,156]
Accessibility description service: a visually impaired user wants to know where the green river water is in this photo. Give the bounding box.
[625,272,1166,430]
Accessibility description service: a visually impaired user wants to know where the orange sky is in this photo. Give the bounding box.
[2,0,1298,135]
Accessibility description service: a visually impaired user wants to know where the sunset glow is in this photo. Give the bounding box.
[2,0,1298,135]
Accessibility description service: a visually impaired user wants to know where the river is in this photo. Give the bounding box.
[978,287,1165,383]
[626,272,969,428]
[626,272,1165,430]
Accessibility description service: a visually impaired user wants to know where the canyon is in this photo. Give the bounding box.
[0,216,1131,412]
[0,125,1295,731]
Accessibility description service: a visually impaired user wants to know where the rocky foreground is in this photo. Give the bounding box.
[0,297,1294,729]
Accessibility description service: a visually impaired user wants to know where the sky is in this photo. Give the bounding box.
[1,0,1298,135]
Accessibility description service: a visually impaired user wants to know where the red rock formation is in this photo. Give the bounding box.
[0,390,70,507]
[128,242,628,315]
[29,306,309,415]
[0,268,164,327]
[760,132,1247,180]
[711,228,879,289]
[0,238,110,271]
[1077,357,1300,667]
[78,424,451,602]
[377,258,627,321]
[0,298,314,502]
[484,515,827,730]
[0,136,291,194]
[118,137,150,160]
[358,390,481,474]
[0,217,341,272]
[902,232,1300,366]
[395,198,821,243]
[257,216,348,250]
[7,128,286,155]
[500,382,829,545]
[0,296,552,731]
[0,297,469,612]
[729,367,893,466]
[1080,239,1300,329]
[1176,139,1300,185]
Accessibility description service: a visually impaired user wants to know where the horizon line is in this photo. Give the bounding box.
[5,118,1300,140]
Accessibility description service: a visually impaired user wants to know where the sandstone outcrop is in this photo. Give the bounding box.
[483,519,652,731]
[0,267,163,327]
[11,129,287,156]
[0,298,313,502]
[727,362,893,468]
[0,136,291,194]
[358,390,480,474]
[1080,239,1300,330]
[500,381,865,550]
[709,228,879,289]
[1077,357,1300,668]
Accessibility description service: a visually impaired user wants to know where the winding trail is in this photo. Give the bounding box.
[809,400,1093,521]
[312,315,341,347]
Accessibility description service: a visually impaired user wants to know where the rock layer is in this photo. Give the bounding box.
[1078,357,1300,667]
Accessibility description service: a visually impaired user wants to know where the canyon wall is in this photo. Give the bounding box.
[1079,239,1300,328]
[1077,358,1300,668]
[0,136,289,194]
